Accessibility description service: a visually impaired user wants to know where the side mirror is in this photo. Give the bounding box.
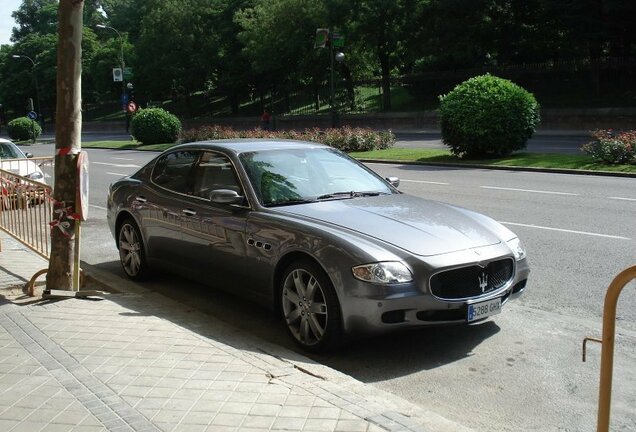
[210,189,245,205]
[25,152,34,158]
[385,176,400,188]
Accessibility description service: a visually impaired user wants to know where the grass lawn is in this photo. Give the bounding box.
[82,140,636,174]
[82,140,175,152]
[351,148,636,173]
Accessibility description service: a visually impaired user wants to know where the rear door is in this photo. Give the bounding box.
[141,149,200,266]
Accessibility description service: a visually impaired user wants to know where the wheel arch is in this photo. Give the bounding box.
[272,251,341,318]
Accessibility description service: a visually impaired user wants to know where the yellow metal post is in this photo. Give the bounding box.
[588,265,636,432]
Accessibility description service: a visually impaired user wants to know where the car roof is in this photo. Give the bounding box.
[170,139,330,155]
[0,138,15,145]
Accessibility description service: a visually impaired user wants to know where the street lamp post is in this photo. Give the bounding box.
[329,49,345,128]
[329,37,344,128]
[12,54,42,129]
[96,24,127,130]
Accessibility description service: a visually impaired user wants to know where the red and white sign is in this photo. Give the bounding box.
[127,101,138,113]
[76,151,89,221]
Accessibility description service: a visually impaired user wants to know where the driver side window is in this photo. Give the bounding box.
[191,152,242,199]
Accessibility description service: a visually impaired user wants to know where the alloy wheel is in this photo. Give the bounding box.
[282,267,329,347]
[119,222,143,278]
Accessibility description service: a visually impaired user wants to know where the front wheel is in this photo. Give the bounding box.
[117,218,150,281]
[280,259,342,353]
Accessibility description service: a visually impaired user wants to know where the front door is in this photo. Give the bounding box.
[178,151,249,288]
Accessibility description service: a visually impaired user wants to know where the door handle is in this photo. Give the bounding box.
[134,195,147,203]
[182,209,196,217]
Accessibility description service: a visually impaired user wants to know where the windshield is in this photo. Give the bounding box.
[0,143,25,159]
[239,147,394,206]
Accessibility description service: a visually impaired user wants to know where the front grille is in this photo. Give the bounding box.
[430,258,514,299]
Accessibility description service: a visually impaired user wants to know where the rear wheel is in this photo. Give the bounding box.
[117,218,149,281]
[280,259,342,352]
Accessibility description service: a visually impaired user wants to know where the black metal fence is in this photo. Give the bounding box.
[265,57,636,117]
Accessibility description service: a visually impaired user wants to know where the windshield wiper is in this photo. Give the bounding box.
[316,191,388,200]
[266,198,316,207]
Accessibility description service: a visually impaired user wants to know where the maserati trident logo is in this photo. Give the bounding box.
[478,272,489,292]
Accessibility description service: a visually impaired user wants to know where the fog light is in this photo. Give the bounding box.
[381,310,406,324]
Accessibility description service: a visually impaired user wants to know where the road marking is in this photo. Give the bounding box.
[111,157,134,161]
[106,172,128,177]
[92,162,140,168]
[500,221,631,240]
[90,204,107,210]
[609,196,636,202]
[482,186,579,196]
[401,179,450,185]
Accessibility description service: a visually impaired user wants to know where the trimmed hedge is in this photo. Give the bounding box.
[7,117,42,141]
[439,74,540,158]
[179,126,395,152]
[131,108,181,145]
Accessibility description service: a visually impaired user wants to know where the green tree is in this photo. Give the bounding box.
[98,0,153,44]
[0,33,57,119]
[236,0,328,107]
[10,0,58,42]
[209,0,253,115]
[135,0,225,114]
[344,0,424,111]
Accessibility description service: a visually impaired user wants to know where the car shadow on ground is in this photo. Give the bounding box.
[313,321,500,382]
[89,261,502,382]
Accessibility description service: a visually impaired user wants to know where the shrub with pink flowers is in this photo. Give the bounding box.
[581,129,636,164]
[179,125,395,152]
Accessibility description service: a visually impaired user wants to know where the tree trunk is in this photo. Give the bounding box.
[380,54,391,111]
[229,90,239,115]
[341,64,355,111]
[47,0,84,290]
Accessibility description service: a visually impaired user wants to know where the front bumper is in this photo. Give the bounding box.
[337,246,530,336]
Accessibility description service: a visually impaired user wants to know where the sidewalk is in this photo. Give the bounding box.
[0,233,473,432]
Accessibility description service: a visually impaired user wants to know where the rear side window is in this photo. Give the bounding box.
[151,150,199,194]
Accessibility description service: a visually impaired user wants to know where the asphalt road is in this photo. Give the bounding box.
[24,144,636,431]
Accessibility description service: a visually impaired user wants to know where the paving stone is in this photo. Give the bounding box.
[0,232,469,432]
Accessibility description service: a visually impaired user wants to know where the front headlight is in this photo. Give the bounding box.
[352,262,413,284]
[507,237,526,261]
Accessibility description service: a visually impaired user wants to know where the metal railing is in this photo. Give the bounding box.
[583,265,636,432]
[0,157,54,259]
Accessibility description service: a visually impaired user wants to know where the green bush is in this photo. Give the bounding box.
[179,125,395,151]
[7,117,42,141]
[581,129,636,164]
[131,108,181,145]
[439,74,540,158]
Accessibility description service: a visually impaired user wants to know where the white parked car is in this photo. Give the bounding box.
[0,138,46,183]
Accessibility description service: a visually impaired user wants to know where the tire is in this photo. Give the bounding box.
[117,218,150,281]
[280,259,342,353]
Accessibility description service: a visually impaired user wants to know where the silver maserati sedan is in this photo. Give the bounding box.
[107,140,530,352]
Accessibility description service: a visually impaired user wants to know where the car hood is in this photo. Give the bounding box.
[275,194,504,256]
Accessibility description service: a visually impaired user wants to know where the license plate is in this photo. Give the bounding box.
[467,298,501,322]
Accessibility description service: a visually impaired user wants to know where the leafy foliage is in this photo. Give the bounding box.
[179,125,395,151]
[581,129,636,164]
[131,108,181,145]
[439,74,540,158]
[1,0,636,119]
[7,117,42,141]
